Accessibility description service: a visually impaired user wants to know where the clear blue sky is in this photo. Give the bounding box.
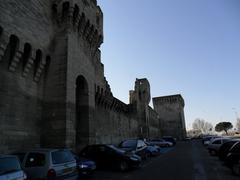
[97,0,240,130]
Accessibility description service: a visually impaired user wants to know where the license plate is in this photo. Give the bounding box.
[63,167,72,173]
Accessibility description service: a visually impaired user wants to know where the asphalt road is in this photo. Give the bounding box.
[89,140,240,180]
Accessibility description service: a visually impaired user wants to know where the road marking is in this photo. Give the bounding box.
[191,142,207,180]
[194,163,207,180]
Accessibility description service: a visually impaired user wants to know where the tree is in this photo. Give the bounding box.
[215,122,233,135]
[192,118,213,134]
[236,118,240,132]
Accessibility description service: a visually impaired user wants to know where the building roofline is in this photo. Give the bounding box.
[152,94,183,100]
[152,94,185,107]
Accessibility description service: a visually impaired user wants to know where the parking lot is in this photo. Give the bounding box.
[89,141,239,180]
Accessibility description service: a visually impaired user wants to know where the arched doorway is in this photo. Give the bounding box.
[76,75,89,149]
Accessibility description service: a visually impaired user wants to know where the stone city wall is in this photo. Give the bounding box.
[0,0,164,153]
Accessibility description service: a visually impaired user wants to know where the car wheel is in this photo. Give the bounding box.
[119,161,129,171]
[166,144,169,147]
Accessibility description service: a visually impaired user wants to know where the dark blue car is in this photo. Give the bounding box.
[71,152,96,176]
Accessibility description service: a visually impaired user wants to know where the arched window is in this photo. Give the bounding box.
[76,75,89,147]
[34,49,42,75]
[97,86,100,93]
[5,35,19,64]
[73,5,79,25]
[52,4,58,16]
[83,20,90,35]
[46,55,51,67]
[0,26,3,38]
[62,2,70,20]
[78,13,85,32]
[86,25,94,40]
[22,43,32,68]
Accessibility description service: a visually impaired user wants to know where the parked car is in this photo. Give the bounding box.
[162,136,176,146]
[202,136,219,146]
[12,148,78,180]
[118,139,149,159]
[148,139,173,147]
[71,151,96,176]
[218,140,240,161]
[145,142,161,156]
[80,144,141,171]
[184,137,192,141]
[224,141,240,168]
[207,137,231,155]
[0,155,27,180]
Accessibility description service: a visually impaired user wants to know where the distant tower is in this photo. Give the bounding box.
[130,78,151,138]
[153,94,186,140]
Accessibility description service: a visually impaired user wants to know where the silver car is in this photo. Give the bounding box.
[148,139,173,147]
[0,155,27,180]
[207,137,231,155]
[13,149,78,180]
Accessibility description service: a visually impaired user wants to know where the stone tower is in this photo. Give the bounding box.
[0,0,104,151]
[153,94,186,140]
[130,78,151,138]
[42,0,104,149]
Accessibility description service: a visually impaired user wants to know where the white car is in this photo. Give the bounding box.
[148,139,173,147]
[0,155,27,180]
[13,148,78,180]
[207,137,231,155]
[203,136,219,146]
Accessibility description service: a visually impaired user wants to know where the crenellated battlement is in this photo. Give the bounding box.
[153,94,185,107]
[51,0,103,55]
[0,25,51,83]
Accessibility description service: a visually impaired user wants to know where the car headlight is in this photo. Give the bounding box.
[23,172,27,180]
[80,164,89,168]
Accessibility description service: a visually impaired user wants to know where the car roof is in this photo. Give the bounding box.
[0,154,18,158]
[211,137,230,141]
[85,144,112,147]
[121,139,143,141]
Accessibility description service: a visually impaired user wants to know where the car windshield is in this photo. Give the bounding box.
[0,157,21,175]
[120,140,137,148]
[25,152,46,167]
[52,150,75,164]
[108,145,125,154]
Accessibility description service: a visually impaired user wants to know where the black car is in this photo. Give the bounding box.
[218,140,240,161]
[162,136,176,146]
[224,141,240,168]
[80,144,141,171]
[118,139,149,159]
